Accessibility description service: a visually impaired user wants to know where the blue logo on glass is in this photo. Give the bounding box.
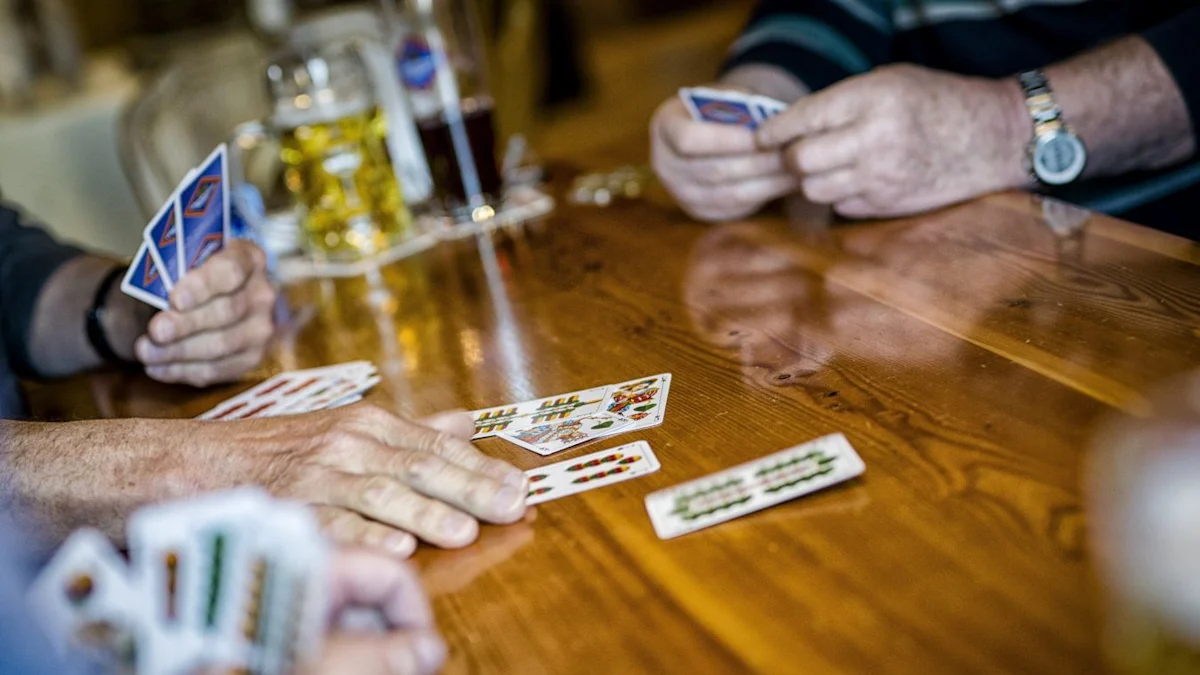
[399,39,436,90]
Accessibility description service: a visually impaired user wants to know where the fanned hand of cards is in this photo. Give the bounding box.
[27,488,330,675]
[679,86,787,129]
[471,373,672,455]
[122,145,233,311]
[197,361,381,421]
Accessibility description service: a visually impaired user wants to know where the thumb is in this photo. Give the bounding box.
[757,86,858,149]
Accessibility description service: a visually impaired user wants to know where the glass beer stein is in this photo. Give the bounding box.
[232,40,413,261]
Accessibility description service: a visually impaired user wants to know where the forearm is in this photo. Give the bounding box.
[27,255,155,376]
[0,418,242,544]
[1039,36,1195,179]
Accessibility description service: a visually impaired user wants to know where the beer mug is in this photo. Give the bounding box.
[231,40,413,261]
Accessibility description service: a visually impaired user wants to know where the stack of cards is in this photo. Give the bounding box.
[525,441,661,505]
[679,86,787,129]
[28,488,330,675]
[197,361,381,421]
[471,373,672,455]
[122,145,232,311]
[645,433,866,539]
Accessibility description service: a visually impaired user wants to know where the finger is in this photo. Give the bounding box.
[327,548,434,628]
[757,86,860,148]
[170,240,267,312]
[656,99,759,157]
[785,126,864,176]
[152,274,276,344]
[307,631,446,675]
[145,348,263,387]
[138,315,274,364]
[315,507,418,559]
[356,408,526,490]
[326,472,481,548]
[833,197,876,219]
[343,440,524,524]
[673,174,800,220]
[668,151,788,187]
[800,168,861,205]
[417,410,474,440]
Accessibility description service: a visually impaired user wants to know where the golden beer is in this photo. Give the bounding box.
[280,105,412,260]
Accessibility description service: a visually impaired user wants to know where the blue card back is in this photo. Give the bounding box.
[179,145,229,274]
[143,197,182,286]
[687,93,759,129]
[121,244,171,310]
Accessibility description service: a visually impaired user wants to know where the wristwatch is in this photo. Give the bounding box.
[1018,69,1086,186]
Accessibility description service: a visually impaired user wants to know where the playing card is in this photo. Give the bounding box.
[498,411,634,456]
[525,441,661,505]
[142,195,182,291]
[645,433,865,540]
[471,384,611,439]
[127,488,268,675]
[679,87,760,128]
[197,362,377,421]
[751,94,787,120]
[121,243,171,311]
[179,145,230,276]
[602,373,672,431]
[275,374,381,415]
[27,528,140,663]
[246,502,330,675]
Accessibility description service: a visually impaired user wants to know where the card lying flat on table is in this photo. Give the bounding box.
[602,373,672,432]
[471,384,611,440]
[525,441,661,506]
[499,411,633,456]
[197,361,378,421]
[645,433,865,539]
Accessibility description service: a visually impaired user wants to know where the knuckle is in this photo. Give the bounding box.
[359,475,400,513]
[397,450,450,484]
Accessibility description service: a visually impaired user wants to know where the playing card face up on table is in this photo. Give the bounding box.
[473,373,672,453]
[196,361,380,421]
[29,488,330,675]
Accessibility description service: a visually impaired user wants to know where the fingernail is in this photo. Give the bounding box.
[503,470,527,489]
[493,486,522,513]
[153,320,174,343]
[413,632,446,670]
[146,366,166,378]
[441,513,474,540]
[384,534,415,557]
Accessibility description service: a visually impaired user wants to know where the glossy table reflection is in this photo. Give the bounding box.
[29,184,1200,674]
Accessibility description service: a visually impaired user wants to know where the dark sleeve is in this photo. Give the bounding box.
[1143,5,1200,146]
[721,0,894,93]
[0,198,84,377]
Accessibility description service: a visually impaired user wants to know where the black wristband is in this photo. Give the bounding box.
[86,265,135,365]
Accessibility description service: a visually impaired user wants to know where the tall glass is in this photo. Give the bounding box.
[235,40,414,261]
[386,0,502,220]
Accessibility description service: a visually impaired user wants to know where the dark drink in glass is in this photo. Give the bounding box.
[416,97,501,215]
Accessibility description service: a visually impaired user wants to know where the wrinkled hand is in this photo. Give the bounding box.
[136,240,276,387]
[651,90,798,222]
[220,406,527,556]
[757,64,1029,218]
[303,548,446,675]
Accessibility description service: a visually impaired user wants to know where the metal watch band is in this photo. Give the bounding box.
[86,265,135,365]
[1018,69,1063,128]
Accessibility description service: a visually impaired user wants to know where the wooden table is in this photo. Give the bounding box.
[29,175,1200,673]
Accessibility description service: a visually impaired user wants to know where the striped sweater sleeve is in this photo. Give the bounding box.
[722,0,894,92]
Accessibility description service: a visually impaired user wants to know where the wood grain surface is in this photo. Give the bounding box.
[33,176,1200,673]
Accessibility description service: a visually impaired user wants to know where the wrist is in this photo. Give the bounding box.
[990,76,1037,191]
[102,272,156,362]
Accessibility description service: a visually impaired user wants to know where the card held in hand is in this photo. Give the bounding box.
[644,433,865,539]
[179,144,230,275]
[121,243,171,311]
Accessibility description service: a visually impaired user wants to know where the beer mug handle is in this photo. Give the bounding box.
[229,120,271,186]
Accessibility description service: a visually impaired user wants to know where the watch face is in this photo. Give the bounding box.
[1034,131,1087,185]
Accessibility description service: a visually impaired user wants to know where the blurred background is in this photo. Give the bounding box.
[0,0,750,255]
